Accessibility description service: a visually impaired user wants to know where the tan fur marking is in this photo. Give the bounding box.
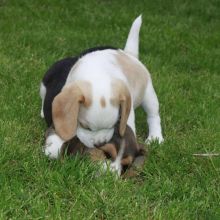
[115,51,149,107]
[111,79,131,136]
[99,143,117,160]
[73,81,92,108]
[121,155,133,166]
[100,96,106,108]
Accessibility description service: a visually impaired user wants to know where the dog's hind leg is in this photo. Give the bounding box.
[141,78,164,144]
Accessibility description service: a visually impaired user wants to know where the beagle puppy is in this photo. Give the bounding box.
[96,123,146,175]
[41,15,163,173]
[44,124,146,176]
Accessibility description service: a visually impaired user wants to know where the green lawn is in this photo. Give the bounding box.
[0,0,220,219]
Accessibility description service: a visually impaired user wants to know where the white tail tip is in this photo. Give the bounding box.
[124,14,142,58]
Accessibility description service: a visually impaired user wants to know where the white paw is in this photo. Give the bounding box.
[40,109,44,118]
[43,134,64,159]
[145,134,164,144]
[100,160,111,171]
[110,161,122,176]
[100,160,122,176]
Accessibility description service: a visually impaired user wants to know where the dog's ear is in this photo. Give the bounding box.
[112,80,131,137]
[52,82,91,141]
[119,90,131,136]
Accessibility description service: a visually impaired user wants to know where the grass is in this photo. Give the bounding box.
[0,0,220,219]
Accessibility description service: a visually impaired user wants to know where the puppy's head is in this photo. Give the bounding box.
[52,79,131,142]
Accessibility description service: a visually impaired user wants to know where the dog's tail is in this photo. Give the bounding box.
[124,15,142,59]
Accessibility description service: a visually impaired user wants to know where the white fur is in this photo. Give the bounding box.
[109,139,125,176]
[127,106,136,136]
[124,15,142,58]
[101,140,125,176]
[76,125,114,148]
[39,83,46,118]
[43,134,64,159]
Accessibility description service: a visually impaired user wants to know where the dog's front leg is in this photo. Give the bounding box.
[127,107,136,136]
[142,79,164,143]
[43,127,65,159]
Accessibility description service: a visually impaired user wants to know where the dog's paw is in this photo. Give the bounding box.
[100,160,121,177]
[145,134,164,144]
[43,134,64,159]
[110,161,122,176]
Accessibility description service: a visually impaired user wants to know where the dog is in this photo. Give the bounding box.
[40,15,163,174]
[44,123,146,176]
[96,123,146,175]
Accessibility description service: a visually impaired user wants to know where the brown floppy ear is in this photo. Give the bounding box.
[112,80,131,137]
[52,83,87,141]
[119,90,131,136]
